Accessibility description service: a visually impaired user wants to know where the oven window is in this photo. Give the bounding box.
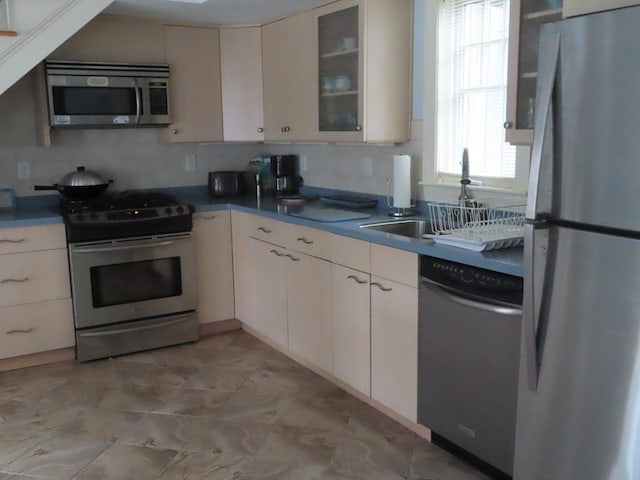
[52,86,142,115]
[90,257,182,307]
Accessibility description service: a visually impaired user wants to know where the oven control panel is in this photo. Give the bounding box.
[66,205,191,225]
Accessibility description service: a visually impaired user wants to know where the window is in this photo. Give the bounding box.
[424,0,528,193]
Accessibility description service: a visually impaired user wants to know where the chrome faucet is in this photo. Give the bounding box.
[459,148,473,206]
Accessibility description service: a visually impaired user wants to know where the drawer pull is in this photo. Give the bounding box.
[347,275,368,285]
[371,282,392,292]
[1,277,29,284]
[0,238,25,244]
[296,237,314,245]
[285,254,300,262]
[6,328,35,335]
[198,215,216,219]
[258,227,272,234]
[269,249,285,257]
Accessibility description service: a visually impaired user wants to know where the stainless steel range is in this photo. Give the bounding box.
[62,191,198,362]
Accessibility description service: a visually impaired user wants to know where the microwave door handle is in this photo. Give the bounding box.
[133,78,141,124]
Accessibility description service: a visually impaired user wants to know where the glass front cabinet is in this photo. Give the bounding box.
[312,0,413,143]
[505,0,562,145]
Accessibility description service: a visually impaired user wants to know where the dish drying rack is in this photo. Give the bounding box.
[426,200,526,251]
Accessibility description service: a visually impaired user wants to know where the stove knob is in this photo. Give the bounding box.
[176,206,185,214]
[164,207,173,215]
[76,213,85,222]
[89,213,98,221]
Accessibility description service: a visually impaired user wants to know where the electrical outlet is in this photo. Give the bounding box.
[363,157,373,176]
[300,155,308,172]
[185,154,197,172]
[17,161,31,179]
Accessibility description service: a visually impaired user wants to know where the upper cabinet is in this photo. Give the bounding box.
[563,0,640,17]
[262,10,315,142]
[505,0,562,145]
[220,26,265,142]
[162,25,223,143]
[312,0,413,143]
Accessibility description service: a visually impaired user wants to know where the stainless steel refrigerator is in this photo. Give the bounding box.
[515,6,640,480]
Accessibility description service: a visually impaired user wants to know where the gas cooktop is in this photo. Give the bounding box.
[62,190,194,243]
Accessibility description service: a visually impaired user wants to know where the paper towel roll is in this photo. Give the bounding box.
[392,154,411,208]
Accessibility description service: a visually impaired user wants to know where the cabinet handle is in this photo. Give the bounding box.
[258,227,272,233]
[296,237,314,245]
[6,328,35,335]
[1,277,29,284]
[269,249,284,257]
[257,127,264,133]
[285,254,300,262]
[281,127,286,133]
[355,125,362,132]
[197,214,216,219]
[0,238,25,244]
[171,128,178,134]
[371,282,392,292]
[347,275,367,285]
[503,121,513,129]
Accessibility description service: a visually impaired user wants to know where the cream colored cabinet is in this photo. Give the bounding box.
[370,243,418,422]
[312,0,413,143]
[287,250,332,373]
[332,264,371,395]
[0,224,74,361]
[231,210,254,324]
[163,25,223,143]
[506,0,563,145]
[563,0,639,16]
[250,238,288,349]
[220,27,265,142]
[261,10,315,141]
[193,211,235,325]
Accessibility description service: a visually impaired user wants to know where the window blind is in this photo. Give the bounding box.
[437,0,516,179]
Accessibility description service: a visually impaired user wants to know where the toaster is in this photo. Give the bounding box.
[209,171,245,197]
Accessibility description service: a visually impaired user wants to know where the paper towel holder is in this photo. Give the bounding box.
[386,177,416,217]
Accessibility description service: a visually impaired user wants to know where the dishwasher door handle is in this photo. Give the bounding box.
[421,278,522,316]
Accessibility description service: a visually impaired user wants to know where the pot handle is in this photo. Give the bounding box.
[33,185,58,191]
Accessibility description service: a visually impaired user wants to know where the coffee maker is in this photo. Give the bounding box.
[270,155,302,196]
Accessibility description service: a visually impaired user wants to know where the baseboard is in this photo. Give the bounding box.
[199,318,242,337]
[0,347,75,372]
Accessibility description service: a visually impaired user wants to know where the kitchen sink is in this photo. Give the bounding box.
[359,219,434,239]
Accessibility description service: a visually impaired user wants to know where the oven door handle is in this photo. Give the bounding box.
[73,238,188,254]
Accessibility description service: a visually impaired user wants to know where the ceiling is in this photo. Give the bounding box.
[103,0,331,26]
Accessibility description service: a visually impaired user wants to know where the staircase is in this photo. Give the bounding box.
[0,0,113,95]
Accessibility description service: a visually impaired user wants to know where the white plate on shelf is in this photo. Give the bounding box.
[424,231,524,251]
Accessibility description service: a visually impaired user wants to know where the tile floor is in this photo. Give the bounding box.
[0,329,490,480]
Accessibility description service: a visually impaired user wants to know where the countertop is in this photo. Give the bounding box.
[0,186,524,277]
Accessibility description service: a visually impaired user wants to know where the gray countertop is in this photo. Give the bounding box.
[0,186,524,277]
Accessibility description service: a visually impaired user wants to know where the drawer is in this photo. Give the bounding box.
[0,224,66,255]
[248,215,288,246]
[330,234,370,273]
[0,249,71,307]
[0,298,75,359]
[286,224,331,259]
[371,243,418,288]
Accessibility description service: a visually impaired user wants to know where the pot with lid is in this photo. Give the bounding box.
[35,166,113,200]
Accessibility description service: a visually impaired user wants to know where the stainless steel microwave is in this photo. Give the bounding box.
[45,60,171,128]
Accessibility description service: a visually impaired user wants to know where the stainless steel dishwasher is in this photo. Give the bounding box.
[418,255,522,479]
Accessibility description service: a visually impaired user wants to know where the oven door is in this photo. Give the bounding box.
[69,232,197,329]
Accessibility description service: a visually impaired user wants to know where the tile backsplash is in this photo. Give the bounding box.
[0,74,423,199]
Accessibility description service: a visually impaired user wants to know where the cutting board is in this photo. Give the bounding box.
[290,207,371,222]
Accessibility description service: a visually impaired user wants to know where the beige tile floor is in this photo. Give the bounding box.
[0,330,490,480]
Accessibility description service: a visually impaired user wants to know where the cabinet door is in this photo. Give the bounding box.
[563,0,640,16]
[231,211,254,324]
[262,10,315,141]
[332,264,370,395]
[251,239,288,348]
[505,0,562,145]
[193,211,235,324]
[371,275,418,421]
[163,25,223,143]
[287,251,332,373]
[220,27,265,142]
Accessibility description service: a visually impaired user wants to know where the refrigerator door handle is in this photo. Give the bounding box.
[526,33,560,220]
[524,223,541,391]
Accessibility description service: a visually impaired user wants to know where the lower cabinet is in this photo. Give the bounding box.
[193,211,235,324]
[332,264,371,396]
[371,275,418,422]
